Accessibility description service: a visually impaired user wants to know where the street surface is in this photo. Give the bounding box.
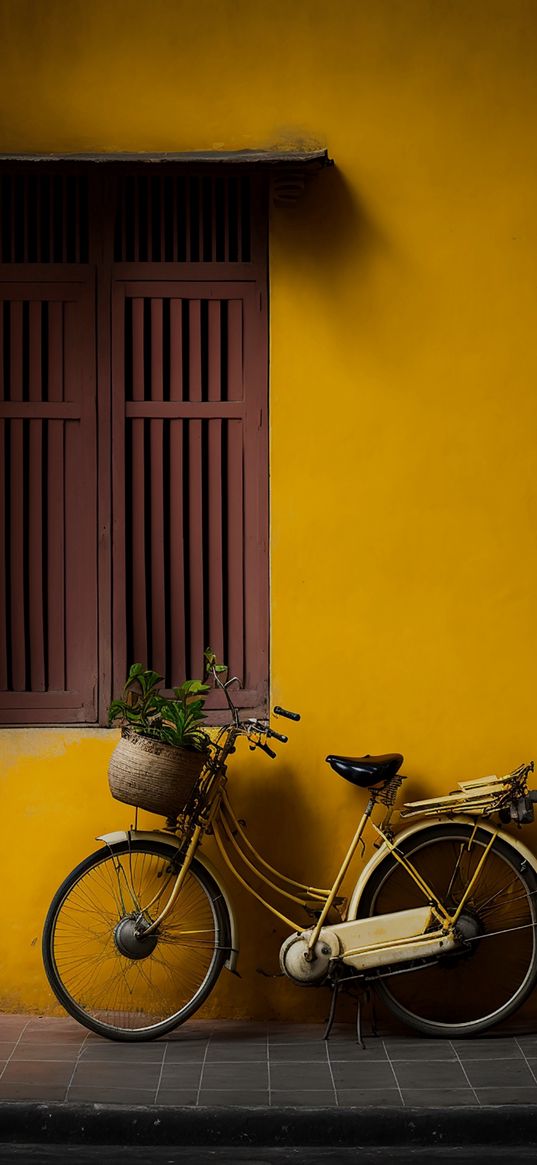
[1,1148,537,1163]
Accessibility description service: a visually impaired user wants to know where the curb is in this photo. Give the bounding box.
[1,1103,537,1147]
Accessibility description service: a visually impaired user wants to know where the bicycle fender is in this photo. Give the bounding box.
[347,813,537,921]
[96,829,239,972]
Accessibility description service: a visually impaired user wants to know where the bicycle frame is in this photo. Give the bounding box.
[103,677,537,978]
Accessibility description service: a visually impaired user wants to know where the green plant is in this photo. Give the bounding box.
[108,663,211,752]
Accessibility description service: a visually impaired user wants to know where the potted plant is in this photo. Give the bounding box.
[107,658,217,817]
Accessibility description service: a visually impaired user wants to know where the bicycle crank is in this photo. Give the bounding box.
[279,929,340,984]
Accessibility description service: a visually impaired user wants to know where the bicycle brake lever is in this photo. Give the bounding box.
[257,741,277,759]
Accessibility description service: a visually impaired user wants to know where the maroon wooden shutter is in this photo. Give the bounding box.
[0,165,268,723]
[0,278,98,722]
[111,279,267,712]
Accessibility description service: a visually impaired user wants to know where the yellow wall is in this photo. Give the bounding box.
[2,0,537,1020]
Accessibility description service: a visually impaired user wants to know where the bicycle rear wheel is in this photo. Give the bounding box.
[356,823,537,1037]
[43,840,230,1041]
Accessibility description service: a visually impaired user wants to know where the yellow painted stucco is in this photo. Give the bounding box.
[2,0,537,1020]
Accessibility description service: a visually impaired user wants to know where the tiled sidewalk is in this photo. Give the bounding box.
[2,1015,537,1108]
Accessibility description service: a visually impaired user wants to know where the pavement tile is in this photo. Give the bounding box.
[328,1042,388,1061]
[453,1038,522,1059]
[0,1061,74,1085]
[159,1064,203,1087]
[337,1088,403,1107]
[68,1085,157,1104]
[207,1042,267,1061]
[463,1059,536,1087]
[163,1042,208,1063]
[475,1087,537,1105]
[155,1089,199,1105]
[198,1090,269,1106]
[201,1062,269,1089]
[269,1063,332,1090]
[12,1042,82,1061]
[269,1042,327,1062]
[270,1090,337,1106]
[402,1089,478,1107]
[79,1043,165,1063]
[330,1061,395,1089]
[388,1042,456,1061]
[0,1082,68,1101]
[393,1060,468,1089]
[71,1061,162,1088]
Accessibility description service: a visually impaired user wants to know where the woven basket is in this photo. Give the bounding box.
[108,727,207,816]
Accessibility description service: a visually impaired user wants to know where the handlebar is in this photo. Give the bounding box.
[273,706,301,722]
[267,727,288,743]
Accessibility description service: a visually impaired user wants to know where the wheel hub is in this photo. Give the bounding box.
[114,915,158,960]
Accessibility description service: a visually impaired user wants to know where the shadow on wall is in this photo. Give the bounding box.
[274,162,386,275]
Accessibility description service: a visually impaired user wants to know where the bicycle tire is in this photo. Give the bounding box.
[355,823,537,1037]
[42,839,231,1041]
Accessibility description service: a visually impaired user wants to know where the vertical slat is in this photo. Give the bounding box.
[28,301,45,688]
[210,176,216,262]
[208,300,221,402]
[188,418,204,674]
[150,419,166,676]
[147,177,153,262]
[10,300,23,401]
[151,299,163,401]
[172,176,179,261]
[169,299,183,400]
[133,177,140,262]
[223,177,229,262]
[10,176,16,262]
[169,419,186,684]
[10,417,25,688]
[47,430,65,692]
[198,177,204,260]
[189,300,202,402]
[208,419,224,662]
[36,176,42,263]
[130,294,148,661]
[28,419,45,689]
[22,176,29,263]
[48,302,63,401]
[29,301,42,402]
[226,420,244,682]
[160,177,166,261]
[120,178,127,262]
[74,176,80,263]
[185,178,191,262]
[0,304,3,400]
[62,176,68,262]
[227,300,243,400]
[0,420,7,687]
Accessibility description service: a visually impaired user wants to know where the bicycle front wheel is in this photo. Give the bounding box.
[357,824,537,1037]
[43,840,230,1041]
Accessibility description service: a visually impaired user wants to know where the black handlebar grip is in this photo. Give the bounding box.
[273,706,301,721]
[258,741,277,759]
[267,728,288,743]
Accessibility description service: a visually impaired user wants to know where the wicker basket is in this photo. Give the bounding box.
[108,727,207,816]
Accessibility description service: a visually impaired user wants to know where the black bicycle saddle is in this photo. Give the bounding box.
[325,753,404,789]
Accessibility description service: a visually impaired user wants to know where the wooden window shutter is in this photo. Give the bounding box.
[111,279,267,713]
[0,278,98,723]
[0,165,268,723]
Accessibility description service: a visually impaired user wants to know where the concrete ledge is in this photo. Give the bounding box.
[1,1104,537,1147]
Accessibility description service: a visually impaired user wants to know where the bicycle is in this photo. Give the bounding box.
[43,666,537,1042]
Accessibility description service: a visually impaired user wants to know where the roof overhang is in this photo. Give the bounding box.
[0,149,333,206]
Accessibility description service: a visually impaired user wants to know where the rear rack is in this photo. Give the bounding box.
[400,762,533,819]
